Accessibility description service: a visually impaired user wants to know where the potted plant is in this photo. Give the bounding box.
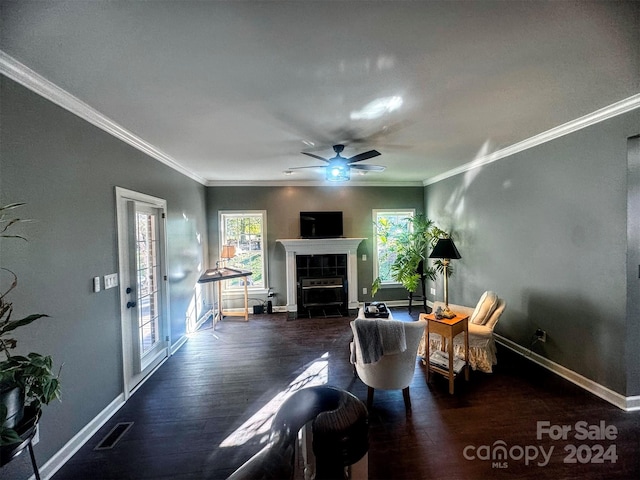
[371,213,452,297]
[0,203,60,446]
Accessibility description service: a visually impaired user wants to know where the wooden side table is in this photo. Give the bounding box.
[420,312,469,394]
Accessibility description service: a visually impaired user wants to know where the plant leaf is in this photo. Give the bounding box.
[0,314,49,334]
[1,427,23,446]
[0,202,26,211]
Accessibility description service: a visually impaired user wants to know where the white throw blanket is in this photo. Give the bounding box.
[354,319,407,364]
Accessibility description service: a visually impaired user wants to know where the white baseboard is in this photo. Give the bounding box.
[171,334,189,355]
[495,334,639,412]
[35,394,126,480]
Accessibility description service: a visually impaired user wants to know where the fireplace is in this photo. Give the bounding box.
[277,238,365,318]
[297,254,347,315]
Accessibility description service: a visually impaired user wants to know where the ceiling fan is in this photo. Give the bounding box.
[288,144,386,182]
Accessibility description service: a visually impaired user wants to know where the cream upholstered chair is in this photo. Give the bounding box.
[418,291,506,373]
[350,318,427,411]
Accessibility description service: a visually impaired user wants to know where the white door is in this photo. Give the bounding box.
[116,187,170,396]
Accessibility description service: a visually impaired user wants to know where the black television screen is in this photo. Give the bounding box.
[300,211,343,238]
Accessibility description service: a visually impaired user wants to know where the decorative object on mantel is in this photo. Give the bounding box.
[428,237,461,319]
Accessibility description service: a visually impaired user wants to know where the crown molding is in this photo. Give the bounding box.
[424,93,640,186]
[0,50,207,185]
[205,179,424,187]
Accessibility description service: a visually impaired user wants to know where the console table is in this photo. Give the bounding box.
[421,312,469,394]
[198,267,252,329]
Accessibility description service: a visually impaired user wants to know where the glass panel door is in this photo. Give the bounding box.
[135,210,161,363]
[115,187,169,396]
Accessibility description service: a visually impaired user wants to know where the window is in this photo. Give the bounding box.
[219,211,267,290]
[373,209,415,285]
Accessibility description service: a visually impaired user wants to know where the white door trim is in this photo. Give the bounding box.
[115,186,171,399]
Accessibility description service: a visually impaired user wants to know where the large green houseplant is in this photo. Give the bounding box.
[371,213,452,297]
[0,203,60,446]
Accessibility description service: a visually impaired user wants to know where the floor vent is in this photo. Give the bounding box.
[94,422,134,450]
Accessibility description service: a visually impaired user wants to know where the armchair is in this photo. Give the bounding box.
[418,291,506,373]
[350,318,427,412]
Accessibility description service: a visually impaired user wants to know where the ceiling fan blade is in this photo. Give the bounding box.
[351,164,386,172]
[288,165,325,170]
[301,152,331,163]
[347,150,381,164]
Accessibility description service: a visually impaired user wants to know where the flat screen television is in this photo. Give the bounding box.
[300,211,343,238]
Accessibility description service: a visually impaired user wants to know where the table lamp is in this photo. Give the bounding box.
[428,238,461,319]
[217,244,236,268]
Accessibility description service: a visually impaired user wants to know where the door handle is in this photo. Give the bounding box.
[127,301,137,309]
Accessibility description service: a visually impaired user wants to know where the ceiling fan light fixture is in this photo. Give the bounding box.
[294,144,384,181]
[326,164,350,182]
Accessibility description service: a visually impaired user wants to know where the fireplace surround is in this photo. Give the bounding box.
[277,238,365,318]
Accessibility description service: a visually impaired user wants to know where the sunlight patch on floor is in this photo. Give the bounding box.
[219,352,330,448]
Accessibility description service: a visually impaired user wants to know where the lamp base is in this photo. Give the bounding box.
[441,306,456,319]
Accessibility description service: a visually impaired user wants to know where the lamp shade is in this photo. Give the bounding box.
[220,245,236,259]
[429,238,461,259]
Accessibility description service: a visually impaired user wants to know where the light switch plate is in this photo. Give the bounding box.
[104,273,119,289]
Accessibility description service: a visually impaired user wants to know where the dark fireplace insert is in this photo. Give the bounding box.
[296,254,348,317]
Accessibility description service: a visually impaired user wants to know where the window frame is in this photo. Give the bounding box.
[219,210,268,295]
[372,208,416,288]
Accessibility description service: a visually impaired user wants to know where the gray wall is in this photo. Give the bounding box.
[425,109,640,396]
[0,78,208,477]
[206,185,425,307]
[626,135,640,395]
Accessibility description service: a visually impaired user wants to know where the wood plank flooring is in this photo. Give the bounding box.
[46,310,640,479]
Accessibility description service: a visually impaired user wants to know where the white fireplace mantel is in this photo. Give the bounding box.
[277,238,366,315]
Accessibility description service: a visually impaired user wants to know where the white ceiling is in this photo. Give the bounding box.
[1,1,638,185]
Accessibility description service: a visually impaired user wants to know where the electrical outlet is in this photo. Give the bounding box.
[430,288,436,295]
[362,254,367,261]
[362,287,367,295]
[93,276,101,293]
[535,328,547,343]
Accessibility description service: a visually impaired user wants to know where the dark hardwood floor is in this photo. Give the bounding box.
[47,310,639,480]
